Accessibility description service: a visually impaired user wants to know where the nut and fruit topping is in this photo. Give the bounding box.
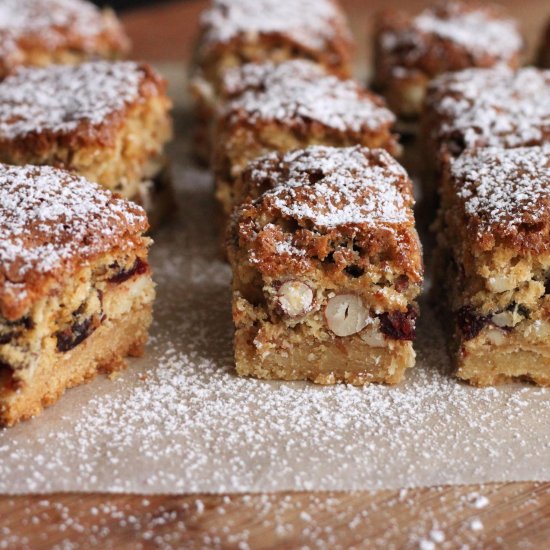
[276,281,314,318]
[325,294,370,337]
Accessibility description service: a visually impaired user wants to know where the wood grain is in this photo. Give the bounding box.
[2,1,550,548]
[1,484,550,548]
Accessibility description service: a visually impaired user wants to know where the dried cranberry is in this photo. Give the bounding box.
[307,169,325,185]
[109,257,149,284]
[395,275,409,293]
[379,306,418,341]
[0,333,14,345]
[345,265,364,278]
[456,306,488,340]
[0,359,12,372]
[0,317,33,345]
[56,318,95,353]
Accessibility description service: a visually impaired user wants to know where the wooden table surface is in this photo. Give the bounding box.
[2,1,550,548]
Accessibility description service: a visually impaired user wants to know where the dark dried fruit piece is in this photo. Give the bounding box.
[307,169,325,185]
[457,306,488,340]
[109,257,149,284]
[56,317,96,353]
[0,360,17,392]
[345,265,364,278]
[395,275,409,293]
[0,317,33,345]
[379,306,417,341]
[0,359,12,373]
[0,333,14,345]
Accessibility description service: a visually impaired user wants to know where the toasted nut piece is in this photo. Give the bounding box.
[276,281,314,318]
[485,328,506,346]
[487,275,516,293]
[491,310,522,328]
[360,320,385,347]
[325,294,370,337]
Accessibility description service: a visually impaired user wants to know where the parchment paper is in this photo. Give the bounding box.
[0,68,549,495]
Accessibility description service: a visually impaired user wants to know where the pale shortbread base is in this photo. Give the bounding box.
[457,346,550,387]
[0,303,152,427]
[235,328,414,386]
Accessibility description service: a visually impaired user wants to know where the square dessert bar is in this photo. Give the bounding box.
[190,0,354,162]
[228,146,423,385]
[539,18,550,69]
[0,0,130,79]
[422,67,550,176]
[194,0,353,81]
[0,164,155,426]
[214,59,399,219]
[373,0,523,118]
[0,61,173,213]
[435,145,550,386]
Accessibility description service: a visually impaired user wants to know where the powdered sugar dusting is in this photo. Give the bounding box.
[1,164,550,495]
[452,145,550,231]
[429,67,550,150]
[224,60,394,132]
[0,164,146,293]
[0,0,117,63]
[381,1,522,62]
[200,0,351,53]
[222,58,327,98]
[261,146,411,228]
[0,61,143,139]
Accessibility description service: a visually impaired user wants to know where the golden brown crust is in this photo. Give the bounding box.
[373,1,523,116]
[0,164,149,320]
[213,61,399,217]
[422,67,550,173]
[229,146,423,283]
[0,61,168,154]
[0,0,130,79]
[441,146,550,255]
[218,60,397,151]
[374,0,523,85]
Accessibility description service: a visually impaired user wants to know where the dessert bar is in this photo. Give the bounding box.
[422,67,550,176]
[373,0,523,118]
[0,164,155,426]
[0,0,129,79]
[0,61,173,210]
[214,59,398,219]
[228,146,423,385]
[194,0,353,80]
[190,0,354,162]
[434,145,550,386]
